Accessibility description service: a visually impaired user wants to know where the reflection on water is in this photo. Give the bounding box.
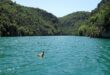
[0,36,110,75]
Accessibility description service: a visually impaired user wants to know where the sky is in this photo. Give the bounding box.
[13,0,101,17]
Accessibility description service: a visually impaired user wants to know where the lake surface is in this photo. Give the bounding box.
[0,36,110,75]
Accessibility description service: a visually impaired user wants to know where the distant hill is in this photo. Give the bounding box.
[59,0,110,38]
[59,11,90,35]
[0,0,110,38]
[0,0,61,36]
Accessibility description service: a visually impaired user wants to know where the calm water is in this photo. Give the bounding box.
[0,36,110,75]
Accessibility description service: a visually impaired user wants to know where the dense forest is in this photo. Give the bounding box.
[60,0,110,38]
[0,0,110,38]
[77,0,110,38]
[0,0,61,36]
[59,11,90,35]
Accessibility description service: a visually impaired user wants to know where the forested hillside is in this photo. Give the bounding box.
[60,0,110,38]
[59,11,90,35]
[0,0,60,36]
[77,0,110,38]
[0,0,110,38]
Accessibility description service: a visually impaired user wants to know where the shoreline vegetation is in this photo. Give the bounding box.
[0,0,110,38]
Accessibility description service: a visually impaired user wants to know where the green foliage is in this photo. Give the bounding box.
[59,0,110,38]
[0,0,60,36]
[0,0,110,37]
[59,11,90,35]
[78,24,100,37]
[88,0,110,37]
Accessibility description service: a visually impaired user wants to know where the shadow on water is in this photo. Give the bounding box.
[0,51,11,59]
[0,52,14,59]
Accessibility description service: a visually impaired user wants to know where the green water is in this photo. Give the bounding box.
[0,36,110,75]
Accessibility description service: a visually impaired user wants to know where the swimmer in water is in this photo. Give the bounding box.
[37,51,44,58]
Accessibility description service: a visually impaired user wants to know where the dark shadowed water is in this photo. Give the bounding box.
[0,36,110,75]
